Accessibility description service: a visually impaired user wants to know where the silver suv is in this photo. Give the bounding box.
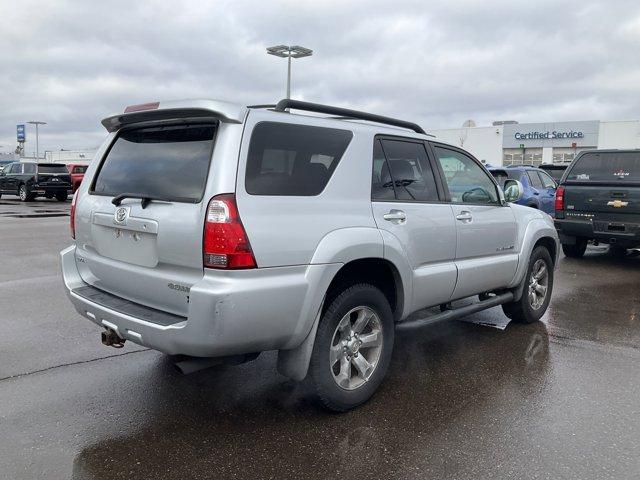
[61,99,559,411]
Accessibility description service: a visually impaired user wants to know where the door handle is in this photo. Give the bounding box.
[456,211,473,223]
[383,210,406,222]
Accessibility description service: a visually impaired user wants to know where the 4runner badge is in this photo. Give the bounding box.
[113,207,129,225]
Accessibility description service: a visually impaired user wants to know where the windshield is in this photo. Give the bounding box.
[38,164,69,173]
[92,123,216,202]
[566,151,640,183]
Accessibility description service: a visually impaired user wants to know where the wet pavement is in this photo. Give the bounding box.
[1,199,639,479]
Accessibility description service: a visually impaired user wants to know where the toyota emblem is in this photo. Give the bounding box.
[114,207,128,224]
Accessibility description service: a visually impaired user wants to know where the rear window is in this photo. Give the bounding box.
[73,165,88,174]
[245,122,352,196]
[37,164,68,174]
[92,124,216,202]
[566,151,640,183]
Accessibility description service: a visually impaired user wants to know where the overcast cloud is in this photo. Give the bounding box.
[1,0,639,153]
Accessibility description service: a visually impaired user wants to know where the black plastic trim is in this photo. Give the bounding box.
[274,99,428,135]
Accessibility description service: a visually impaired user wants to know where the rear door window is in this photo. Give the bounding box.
[567,151,640,183]
[538,171,556,188]
[245,122,352,196]
[527,170,544,188]
[372,138,439,202]
[92,124,216,202]
[24,164,36,174]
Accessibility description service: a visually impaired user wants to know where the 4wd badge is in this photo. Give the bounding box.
[113,207,129,225]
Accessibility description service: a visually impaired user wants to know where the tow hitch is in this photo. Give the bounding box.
[101,328,126,348]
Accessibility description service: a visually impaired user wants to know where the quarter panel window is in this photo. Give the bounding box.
[245,122,352,196]
[434,147,499,205]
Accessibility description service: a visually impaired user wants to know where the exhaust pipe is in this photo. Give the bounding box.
[101,328,126,348]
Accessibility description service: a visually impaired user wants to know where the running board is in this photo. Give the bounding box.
[396,292,514,331]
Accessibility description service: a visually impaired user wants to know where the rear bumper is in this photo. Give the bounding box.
[555,218,640,247]
[60,246,340,357]
[32,185,71,195]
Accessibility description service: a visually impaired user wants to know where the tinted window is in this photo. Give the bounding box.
[372,140,395,200]
[372,139,439,202]
[23,164,36,174]
[245,122,352,196]
[93,124,216,202]
[527,170,544,188]
[37,164,68,173]
[10,164,22,174]
[567,151,640,183]
[538,171,556,188]
[73,165,88,174]
[434,147,499,204]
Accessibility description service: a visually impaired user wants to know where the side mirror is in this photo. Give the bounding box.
[503,179,524,203]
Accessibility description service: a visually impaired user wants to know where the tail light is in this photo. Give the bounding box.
[70,191,78,239]
[203,194,256,269]
[554,186,565,212]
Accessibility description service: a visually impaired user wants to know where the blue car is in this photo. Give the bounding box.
[487,165,558,216]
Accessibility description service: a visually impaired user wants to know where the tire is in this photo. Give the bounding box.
[55,192,68,202]
[562,238,587,258]
[502,246,554,324]
[18,184,31,202]
[309,283,394,412]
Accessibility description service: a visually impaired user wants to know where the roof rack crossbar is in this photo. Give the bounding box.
[274,99,426,134]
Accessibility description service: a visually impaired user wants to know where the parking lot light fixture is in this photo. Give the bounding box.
[27,121,47,160]
[266,45,313,99]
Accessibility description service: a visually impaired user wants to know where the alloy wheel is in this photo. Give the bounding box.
[528,259,549,310]
[330,306,383,391]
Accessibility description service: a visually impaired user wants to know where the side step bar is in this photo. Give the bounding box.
[396,292,514,331]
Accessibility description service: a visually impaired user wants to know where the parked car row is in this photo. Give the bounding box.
[0,161,88,201]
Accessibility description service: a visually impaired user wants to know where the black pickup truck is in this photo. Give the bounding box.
[554,149,640,257]
[0,162,71,202]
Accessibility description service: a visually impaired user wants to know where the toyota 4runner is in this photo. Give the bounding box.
[61,99,559,411]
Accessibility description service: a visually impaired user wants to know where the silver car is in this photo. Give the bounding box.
[61,99,559,411]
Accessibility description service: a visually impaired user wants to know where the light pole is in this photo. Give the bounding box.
[27,121,47,160]
[266,45,313,99]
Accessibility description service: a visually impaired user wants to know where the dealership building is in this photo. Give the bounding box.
[426,120,640,166]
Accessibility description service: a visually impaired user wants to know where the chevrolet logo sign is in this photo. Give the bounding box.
[607,200,628,208]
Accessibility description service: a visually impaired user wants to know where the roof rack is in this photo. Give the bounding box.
[273,99,427,135]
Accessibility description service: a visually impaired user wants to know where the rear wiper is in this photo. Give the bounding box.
[111,193,159,209]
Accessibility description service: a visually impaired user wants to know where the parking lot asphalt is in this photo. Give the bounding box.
[1,198,639,480]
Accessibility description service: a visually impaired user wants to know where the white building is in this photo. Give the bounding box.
[427,120,640,166]
[42,149,97,165]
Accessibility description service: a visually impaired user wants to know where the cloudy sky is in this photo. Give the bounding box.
[1,0,639,154]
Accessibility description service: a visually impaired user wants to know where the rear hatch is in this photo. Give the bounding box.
[37,164,71,187]
[561,151,640,228]
[74,122,218,316]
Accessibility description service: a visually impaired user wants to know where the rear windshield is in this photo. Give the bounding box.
[92,124,216,202]
[245,122,352,196]
[73,165,88,174]
[566,151,640,183]
[38,164,69,173]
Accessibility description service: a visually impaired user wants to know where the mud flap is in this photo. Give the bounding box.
[277,300,324,381]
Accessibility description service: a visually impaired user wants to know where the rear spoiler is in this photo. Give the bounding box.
[101,99,247,132]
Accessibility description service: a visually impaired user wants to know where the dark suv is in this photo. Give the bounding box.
[555,149,640,257]
[0,162,71,202]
